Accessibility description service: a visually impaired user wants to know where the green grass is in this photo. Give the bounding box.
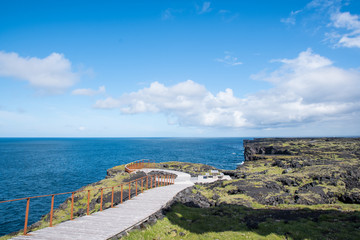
[156,161,218,176]
[124,203,360,240]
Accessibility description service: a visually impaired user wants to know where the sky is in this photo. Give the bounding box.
[0,0,360,137]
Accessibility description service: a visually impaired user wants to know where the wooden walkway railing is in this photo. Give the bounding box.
[0,160,173,236]
[125,159,155,173]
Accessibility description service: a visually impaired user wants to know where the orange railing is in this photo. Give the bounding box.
[125,159,156,173]
[0,172,175,236]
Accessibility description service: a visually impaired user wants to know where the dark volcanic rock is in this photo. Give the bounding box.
[174,187,214,208]
[123,171,147,182]
[199,138,360,207]
[341,168,360,189]
[106,168,125,178]
[339,190,360,204]
[277,177,300,187]
[244,139,294,161]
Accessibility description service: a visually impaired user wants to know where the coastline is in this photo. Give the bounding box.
[2,137,360,240]
[124,137,360,240]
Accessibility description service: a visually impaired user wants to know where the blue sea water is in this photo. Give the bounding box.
[0,137,249,236]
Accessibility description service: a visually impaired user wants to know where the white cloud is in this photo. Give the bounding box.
[95,80,248,127]
[331,11,360,29]
[78,126,86,131]
[216,52,242,66]
[284,0,360,48]
[330,11,360,48]
[281,10,302,25]
[72,86,106,96]
[162,9,173,20]
[198,2,211,14]
[0,51,79,93]
[94,97,121,109]
[95,49,360,129]
[218,10,239,22]
[247,48,360,126]
[306,0,340,10]
[218,10,229,14]
[260,49,360,103]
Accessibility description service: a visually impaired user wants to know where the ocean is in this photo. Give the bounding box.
[0,137,249,236]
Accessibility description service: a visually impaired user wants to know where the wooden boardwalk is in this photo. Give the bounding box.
[11,169,193,240]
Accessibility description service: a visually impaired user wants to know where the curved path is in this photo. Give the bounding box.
[11,169,193,240]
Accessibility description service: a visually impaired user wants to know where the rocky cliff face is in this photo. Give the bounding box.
[244,138,293,161]
[217,138,360,206]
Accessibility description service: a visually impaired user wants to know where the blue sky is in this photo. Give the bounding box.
[0,0,359,137]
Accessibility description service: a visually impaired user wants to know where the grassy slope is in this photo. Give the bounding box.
[125,203,360,240]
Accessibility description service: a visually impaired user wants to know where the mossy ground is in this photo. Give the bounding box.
[155,161,218,176]
[124,203,360,240]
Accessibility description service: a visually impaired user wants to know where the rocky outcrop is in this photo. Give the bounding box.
[244,138,360,205]
[244,139,294,161]
[174,187,214,208]
[205,138,360,206]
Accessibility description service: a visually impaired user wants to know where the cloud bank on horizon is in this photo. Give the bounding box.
[94,49,360,129]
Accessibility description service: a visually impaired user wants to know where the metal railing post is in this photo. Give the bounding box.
[121,185,123,204]
[135,180,138,196]
[129,182,131,200]
[100,189,103,211]
[111,187,114,208]
[87,190,91,215]
[50,195,54,227]
[71,192,74,220]
[23,198,30,235]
